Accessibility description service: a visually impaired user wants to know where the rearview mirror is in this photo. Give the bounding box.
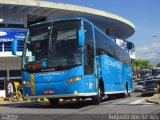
[127,42,134,50]
[78,30,86,47]
[12,39,18,55]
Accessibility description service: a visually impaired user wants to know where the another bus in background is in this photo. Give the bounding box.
[139,69,151,80]
[152,67,160,78]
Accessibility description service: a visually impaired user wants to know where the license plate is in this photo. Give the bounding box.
[44,90,54,94]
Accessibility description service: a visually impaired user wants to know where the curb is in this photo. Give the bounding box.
[0,98,84,102]
[0,97,5,101]
[146,94,160,104]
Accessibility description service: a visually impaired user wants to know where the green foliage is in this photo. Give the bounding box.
[132,59,152,70]
[156,63,160,67]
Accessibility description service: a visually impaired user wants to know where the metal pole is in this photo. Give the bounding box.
[3,78,5,90]
[4,78,7,98]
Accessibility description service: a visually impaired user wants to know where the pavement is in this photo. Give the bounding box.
[147,94,160,104]
[0,92,159,116]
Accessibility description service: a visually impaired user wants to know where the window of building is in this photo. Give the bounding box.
[0,70,7,77]
[9,70,21,77]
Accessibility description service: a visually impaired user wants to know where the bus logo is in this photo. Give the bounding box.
[104,59,122,69]
[0,31,7,36]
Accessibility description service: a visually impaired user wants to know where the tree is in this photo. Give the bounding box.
[132,59,152,70]
[156,62,160,67]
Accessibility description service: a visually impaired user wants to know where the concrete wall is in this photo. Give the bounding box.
[0,57,22,81]
[0,57,22,70]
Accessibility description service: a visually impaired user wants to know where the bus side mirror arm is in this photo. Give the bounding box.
[12,39,17,55]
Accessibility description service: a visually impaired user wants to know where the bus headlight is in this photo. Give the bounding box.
[67,76,82,84]
[23,81,30,86]
[22,81,26,85]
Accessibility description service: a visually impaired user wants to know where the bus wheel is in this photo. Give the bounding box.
[92,87,101,105]
[49,98,59,106]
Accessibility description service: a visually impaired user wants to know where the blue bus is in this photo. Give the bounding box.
[12,18,133,105]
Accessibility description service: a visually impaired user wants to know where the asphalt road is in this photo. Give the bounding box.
[0,92,159,120]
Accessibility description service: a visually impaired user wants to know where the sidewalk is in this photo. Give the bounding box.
[146,94,160,104]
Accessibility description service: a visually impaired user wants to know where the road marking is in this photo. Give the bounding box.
[117,99,129,103]
[129,98,146,105]
[112,99,129,104]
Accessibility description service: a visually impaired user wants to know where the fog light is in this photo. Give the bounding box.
[23,81,31,86]
[23,81,27,85]
[74,91,78,94]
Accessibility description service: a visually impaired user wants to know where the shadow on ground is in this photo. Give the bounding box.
[0,96,125,109]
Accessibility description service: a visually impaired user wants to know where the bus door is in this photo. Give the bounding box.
[83,21,96,93]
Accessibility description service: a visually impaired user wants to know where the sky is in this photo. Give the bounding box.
[45,0,160,65]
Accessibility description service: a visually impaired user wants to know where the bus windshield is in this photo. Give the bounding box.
[25,23,51,63]
[23,20,81,70]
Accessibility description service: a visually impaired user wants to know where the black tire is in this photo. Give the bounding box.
[49,98,59,106]
[92,87,101,105]
[11,92,19,102]
[108,94,117,100]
